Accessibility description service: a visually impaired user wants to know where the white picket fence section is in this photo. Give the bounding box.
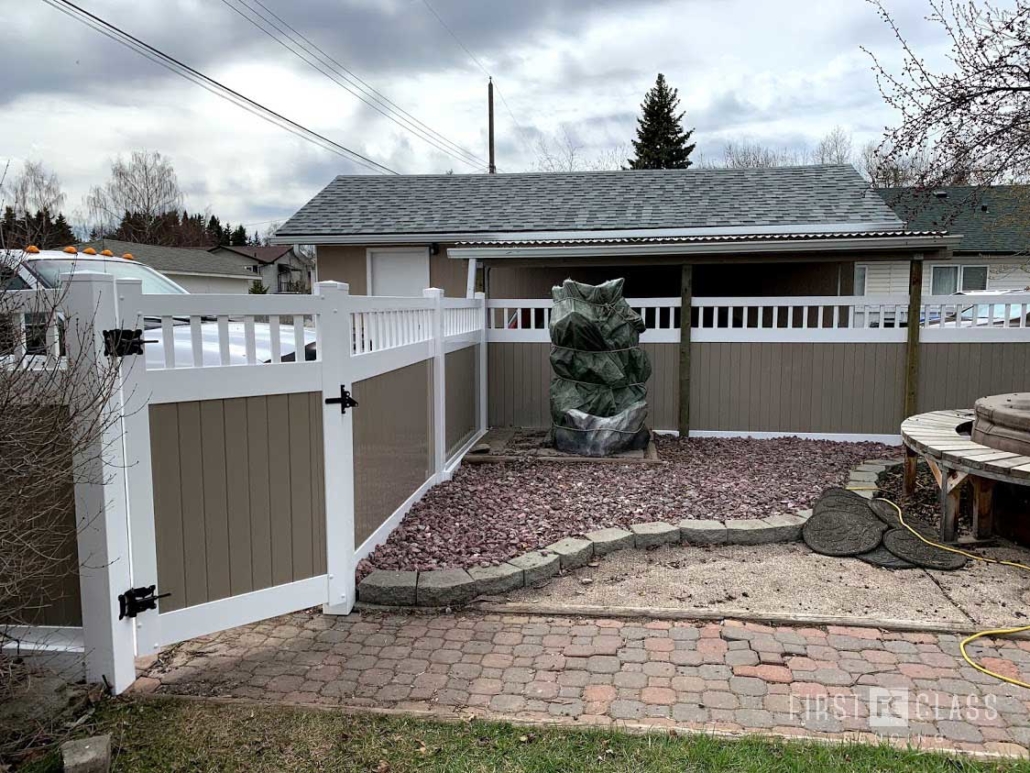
[2,275,488,696]
[488,294,1030,343]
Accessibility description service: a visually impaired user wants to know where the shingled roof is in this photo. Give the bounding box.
[79,238,254,278]
[276,164,902,240]
[879,186,1030,255]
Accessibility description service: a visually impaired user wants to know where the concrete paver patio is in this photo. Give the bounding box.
[135,610,1030,758]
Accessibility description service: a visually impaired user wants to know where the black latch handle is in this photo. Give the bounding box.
[103,329,153,357]
[118,585,171,620]
[325,384,359,414]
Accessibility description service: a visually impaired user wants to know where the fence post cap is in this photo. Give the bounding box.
[315,280,350,295]
[474,291,486,300]
[422,287,444,299]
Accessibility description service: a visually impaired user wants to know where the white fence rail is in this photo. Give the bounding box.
[488,294,1030,343]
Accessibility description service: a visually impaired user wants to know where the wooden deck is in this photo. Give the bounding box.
[900,409,1030,541]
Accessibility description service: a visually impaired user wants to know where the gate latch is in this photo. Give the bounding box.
[325,384,359,414]
[103,329,150,357]
[118,585,170,620]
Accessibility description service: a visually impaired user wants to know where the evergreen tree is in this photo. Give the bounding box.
[230,224,248,246]
[627,73,695,169]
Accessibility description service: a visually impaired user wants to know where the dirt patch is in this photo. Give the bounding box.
[360,436,895,577]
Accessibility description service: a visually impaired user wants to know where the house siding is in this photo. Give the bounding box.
[859,257,1030,296]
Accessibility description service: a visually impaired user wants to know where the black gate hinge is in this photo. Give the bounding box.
[103,328,148,357]
[325,384,359,414]
[118,585,171,620]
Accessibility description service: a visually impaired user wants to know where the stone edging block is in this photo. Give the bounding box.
[509,550,560,585]
[630,521,680,548]
[357,569,418,605]
[358,456,902,607]
[417,568,477,607]
[585,527,635,556]
[546,537,594,571]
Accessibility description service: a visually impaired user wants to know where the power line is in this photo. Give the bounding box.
[419,0,535,156]
[40,0,397,175]
[229,0,489,170]
[219,0,489,171]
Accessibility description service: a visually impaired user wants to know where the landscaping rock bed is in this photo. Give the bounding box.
[357,437,899,606]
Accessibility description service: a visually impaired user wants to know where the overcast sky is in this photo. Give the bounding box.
[2,0,952,233]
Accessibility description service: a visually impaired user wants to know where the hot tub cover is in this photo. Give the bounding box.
[549,278,651,456]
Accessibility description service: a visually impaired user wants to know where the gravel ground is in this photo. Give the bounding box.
[359,436,896,576]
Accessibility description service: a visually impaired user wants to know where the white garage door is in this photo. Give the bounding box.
[368,248,430,296]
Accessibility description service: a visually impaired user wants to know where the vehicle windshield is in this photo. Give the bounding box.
[28,258,187,294]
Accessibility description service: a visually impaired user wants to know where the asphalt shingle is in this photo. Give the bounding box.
[277,165,901,238]
[80,238,254,278]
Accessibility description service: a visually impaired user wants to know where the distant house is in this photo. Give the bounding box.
[270,165,956,300]
[873,186,1030,296]
[79,238,254,293]
[209,244,314,293]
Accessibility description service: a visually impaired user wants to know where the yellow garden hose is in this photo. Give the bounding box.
[866,494,1030,690]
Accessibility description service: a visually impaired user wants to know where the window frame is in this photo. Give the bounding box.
[854,264,868,296]
[929,264,989,295]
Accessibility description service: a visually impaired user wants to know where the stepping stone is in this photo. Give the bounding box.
[883,529,967,570]
[509,551,560,585]
[679,519,727,545]
[417,568,477,607]
[468,563,525,595]
[546,537,594,571]
[358,570,418,606]
[585,527,635,556]
[630,522,680,548]
[802,505,887,557]
[856,544,917,570]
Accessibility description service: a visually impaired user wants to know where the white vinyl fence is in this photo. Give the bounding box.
[2,275,487,693]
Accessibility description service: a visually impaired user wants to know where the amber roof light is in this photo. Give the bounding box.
[63,246,77,254]
[100,249,114,256]
[25,245,40,254]
[82,247,97,255]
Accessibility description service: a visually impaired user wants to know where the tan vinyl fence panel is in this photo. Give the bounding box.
[918,343,1030,414]
[488,342,681,432]
[446,345,479,456]
[352,359,433,546]
[489,341,907,434]
[149,393,327,613]
[689,343,906,434]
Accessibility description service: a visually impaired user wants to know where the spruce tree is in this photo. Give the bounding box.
[627,73,695,169]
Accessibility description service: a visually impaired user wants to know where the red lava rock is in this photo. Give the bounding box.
[357,436,895,578]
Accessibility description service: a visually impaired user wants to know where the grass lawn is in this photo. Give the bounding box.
[17,697,1030,772]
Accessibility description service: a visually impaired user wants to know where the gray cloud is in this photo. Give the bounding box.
[1,0,954,225]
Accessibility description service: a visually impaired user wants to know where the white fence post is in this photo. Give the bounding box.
[315,281,357,615]
[62,271,137,693]
[476,291,488,433]
[424,288,447,481]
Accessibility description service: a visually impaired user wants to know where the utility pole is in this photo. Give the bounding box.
[488,77,496,174]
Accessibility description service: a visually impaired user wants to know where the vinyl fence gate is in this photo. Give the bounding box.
[5,274,487,694]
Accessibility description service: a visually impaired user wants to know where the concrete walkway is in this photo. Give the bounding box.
[135,610,1030,758]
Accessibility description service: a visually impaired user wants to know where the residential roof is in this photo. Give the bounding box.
[455,230,945,248]
[212,244,295,263]
[276,165,903,241]
[79,238,255,278]
[879,185,1030,255]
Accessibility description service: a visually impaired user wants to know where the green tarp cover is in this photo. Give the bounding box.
[549,278,651,456]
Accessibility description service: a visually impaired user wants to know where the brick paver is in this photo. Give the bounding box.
[137,611,1030,757]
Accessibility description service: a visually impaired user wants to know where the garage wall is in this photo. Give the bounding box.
[168,274,252,294]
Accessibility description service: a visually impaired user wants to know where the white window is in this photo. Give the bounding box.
[854,265,868,296]
[930,265,989,295]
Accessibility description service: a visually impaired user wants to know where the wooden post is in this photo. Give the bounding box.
[678,264,693,437]
[972,476,996,539]
[903,447,918,496]
[904,255,923,419]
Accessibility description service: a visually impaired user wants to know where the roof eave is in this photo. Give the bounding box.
[270,220,906,246]
[446,234,963,261]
